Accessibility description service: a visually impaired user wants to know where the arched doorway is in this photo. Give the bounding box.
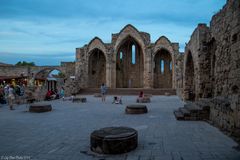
[153,49,172,88]
[184,51,195,100]
[116,36,144,88]
[88,48,106,88]
[35,69,65,91]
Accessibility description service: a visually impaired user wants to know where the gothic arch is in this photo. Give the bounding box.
[113,24,146,88]
[153,48,173,88]
[34,67,65,79]
[154,36,175,61]
[183,50,196,100]
[115,35,144,88]
[87,37,107,58]
[153,36,175,88]
[114,24,146,52]
[88,48,106,88]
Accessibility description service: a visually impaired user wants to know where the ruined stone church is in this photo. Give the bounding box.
[0,0,239,141]
[75,24,178,89]
[72,0,240,136]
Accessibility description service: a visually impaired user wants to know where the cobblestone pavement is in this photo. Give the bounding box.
[0,96,239,160]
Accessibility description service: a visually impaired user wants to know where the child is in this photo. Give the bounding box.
[112,96,122,104]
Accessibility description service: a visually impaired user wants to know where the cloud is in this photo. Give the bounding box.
[0,52,75,66]
[0,0,226,65]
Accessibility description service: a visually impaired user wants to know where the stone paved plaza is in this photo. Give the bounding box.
[0,96,239,160]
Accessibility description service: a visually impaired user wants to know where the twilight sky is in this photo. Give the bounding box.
[0,0,226,66]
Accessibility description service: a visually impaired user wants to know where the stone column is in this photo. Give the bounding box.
[106,57,111,88]
[111,52,117,88]
[143,48,152,88]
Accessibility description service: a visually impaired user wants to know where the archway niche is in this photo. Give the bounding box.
[116,36,144,88]
[184,51,195,101]
[153,49,172,88]
[88,48,106,88]
[35,69,65,91]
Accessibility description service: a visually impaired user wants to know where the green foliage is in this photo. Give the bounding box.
[58,72,65,78]
[15,61,36,66]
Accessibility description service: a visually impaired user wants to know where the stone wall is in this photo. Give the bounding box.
[183,24,212,101]
[0,66,29,77]
[0,63,75,96]
[182,0,240,138]
[210,0,240,98]
[0,65,66,78]
[209,0,240,135]
[61,62,75,78]
[75,24,179,89]
[175,53,184,98]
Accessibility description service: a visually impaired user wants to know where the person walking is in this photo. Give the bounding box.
[8,85,15,110]
[60,87,65,101]
[100,83,107,102]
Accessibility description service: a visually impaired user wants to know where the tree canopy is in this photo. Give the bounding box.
[15,61,36,66]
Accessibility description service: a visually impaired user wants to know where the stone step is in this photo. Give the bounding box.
[174,100,210,121]
[179,107,191,116]
[184,102,201,113]
[195,99,211,111]
[78,88,176,95]
[173,110,184,120]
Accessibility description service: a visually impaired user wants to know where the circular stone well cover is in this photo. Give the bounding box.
[29,103,52,113]
[125,104,148,114]
[90,127,138,154]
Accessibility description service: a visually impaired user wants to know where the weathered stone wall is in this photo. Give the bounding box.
[209,0,240,134]
[182,0,240,137]
[210,0,240,98]
[75,47,88,88]
[61,62,76,96]
[183,24,212,101]
[61,62,75,78]
[0,65,66,77]
[175,53,184,98]
[0,66,30,77]
[75,24,179,90]
[210,95,240,132]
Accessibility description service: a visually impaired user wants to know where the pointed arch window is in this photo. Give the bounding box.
[160,60,164,74]
[120,52,123,60]
[169,61,172,71]
[131,45,136,64]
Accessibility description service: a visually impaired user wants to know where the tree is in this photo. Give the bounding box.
[58,72,65,78]
[15,61,36,66]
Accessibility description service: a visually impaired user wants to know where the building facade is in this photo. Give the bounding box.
[75,24,180,89]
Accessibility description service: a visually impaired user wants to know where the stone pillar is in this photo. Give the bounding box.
[106,57,111,88]
[172,54,176,89]
[143,48,152,88]
[111,52,117,88]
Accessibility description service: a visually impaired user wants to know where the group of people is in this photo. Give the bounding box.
[1,82,145,110]
[101,83,145,104]
[0,84,25,110]
[45,87,65,101]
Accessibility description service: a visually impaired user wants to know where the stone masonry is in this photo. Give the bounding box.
[0,0,239,143]
[75,25,180,89]
[181,0,240,140]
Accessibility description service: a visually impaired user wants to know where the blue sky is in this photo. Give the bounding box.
[0,0,226,66]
